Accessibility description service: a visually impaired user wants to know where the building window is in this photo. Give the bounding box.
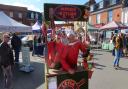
[124,12,128,24]
[94,4,99,11]
[35,13,38,19]
[108,10,113,22]
[31,12,34,19]
[18,13,22,18]
[96,14,100,24]
[99,1,103,9]
[122,0,128,7]
[10,12,13,17]
[110,0,116,5]
[104,0,109,8]
[89,16,91,24]
[90,5,94,12]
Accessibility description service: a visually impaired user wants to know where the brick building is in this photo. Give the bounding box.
[0,4,42,26]
[27,10,42,26]
[89,0,122,27]
[0,4,28,24]
[73,0,96,31]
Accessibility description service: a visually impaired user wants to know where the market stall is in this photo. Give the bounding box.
[0,11,33,72]
[87,23,100,48]
[0,11,31,32]
[32,21,46,56]
[43,3,94,89]
[100,21,128,51]
[32,21,41,33]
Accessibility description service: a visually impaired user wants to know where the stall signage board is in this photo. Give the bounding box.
[44,3,89,21]
[47,71,88,89]
[57,71,88,89]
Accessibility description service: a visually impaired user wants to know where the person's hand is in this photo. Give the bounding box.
[50,63,55,68]
[68,69,75,74]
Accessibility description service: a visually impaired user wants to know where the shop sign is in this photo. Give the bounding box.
[57,71,88,89]
[54,5,81,21]
[47,71,88,89]
[44,3,89,21]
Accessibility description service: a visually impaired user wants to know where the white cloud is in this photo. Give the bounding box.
[12,2,42,12]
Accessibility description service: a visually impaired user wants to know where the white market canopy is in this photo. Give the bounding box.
[0,11,32,32]
[32,21,41,31]
[100,21,128,30]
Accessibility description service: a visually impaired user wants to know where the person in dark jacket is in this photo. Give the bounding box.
[11,33,21,63]
[0,33,14,89]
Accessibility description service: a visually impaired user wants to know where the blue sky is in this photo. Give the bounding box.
[0,0,101,12]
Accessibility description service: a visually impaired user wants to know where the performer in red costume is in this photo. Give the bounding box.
[47,30,89,74]
[47,35,64,69]
[60,30,88,74]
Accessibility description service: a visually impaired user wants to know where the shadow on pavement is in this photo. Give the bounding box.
[93,53,103,56]
[94,63,106,70]
[0,62,45,89]
[116,67,128,71]
[93,58,99,60]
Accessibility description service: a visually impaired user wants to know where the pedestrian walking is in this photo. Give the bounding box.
[0,33,14,89]
[112,34,117,56]
[11,33,21,63]
[113,33,123,69]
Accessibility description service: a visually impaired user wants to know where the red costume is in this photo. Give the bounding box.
[60,40,87,72]
[47,40,64,68]
[47,29,89,74]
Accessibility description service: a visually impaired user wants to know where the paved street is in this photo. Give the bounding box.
[89,49,128,89]
[0,50,128,89]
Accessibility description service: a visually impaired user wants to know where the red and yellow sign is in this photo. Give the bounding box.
[44,3,89,21]
[54,5,81,21]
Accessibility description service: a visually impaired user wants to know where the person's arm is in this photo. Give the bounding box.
[60,45,75,74]
[9,49,14,65]
[61,58,75,74]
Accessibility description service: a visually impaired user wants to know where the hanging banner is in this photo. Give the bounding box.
[44,3,89,21]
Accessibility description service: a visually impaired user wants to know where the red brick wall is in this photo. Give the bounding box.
[100,11,108,24]
[90,14,96,24]
[90,6,122,25]
[113,8,122,22]
[0,4,32,26]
